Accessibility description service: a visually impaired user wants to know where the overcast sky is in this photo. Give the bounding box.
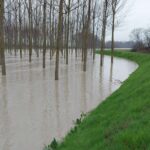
[106,0,150,41]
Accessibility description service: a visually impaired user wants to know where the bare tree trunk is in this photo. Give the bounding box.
[18,0,22,59]
[49,0,52,60]
[100,0,108,66]
[14,7,18,56]
[111,0,123,64]
[34,5,39,57]
[64,14,67,59]
[83,0,91,72]
[7,6,12,53]
[51,2,55,57]
[43,0,47,68]
[0,0,6,75]
[71,19,75,52]
[82,1,86,62]
[111,13,115,64]
[92,2,96,61]
[66,0,71,65]
[55,0,63,80]
[28,0,33,62]
[75,0,79,58]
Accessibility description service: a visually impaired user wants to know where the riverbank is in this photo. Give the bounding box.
[47,51,150,150]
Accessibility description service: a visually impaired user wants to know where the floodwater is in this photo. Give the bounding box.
[0,52,138,150]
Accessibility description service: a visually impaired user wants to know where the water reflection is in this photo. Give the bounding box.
[0,52,138,150]
[109,63,113,93]
[0,78,11,150]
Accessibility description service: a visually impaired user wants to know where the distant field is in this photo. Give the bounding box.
[104,48,132,51]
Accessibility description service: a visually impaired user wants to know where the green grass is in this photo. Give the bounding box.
[47,51,150,150]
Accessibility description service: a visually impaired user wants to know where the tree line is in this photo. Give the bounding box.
[130,28,150,52]
[0,0,127,80]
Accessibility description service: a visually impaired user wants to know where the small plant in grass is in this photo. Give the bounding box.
[70,112,86,134]
[50,138,58,149]
[74,112,86,126]
[44,138,58,150]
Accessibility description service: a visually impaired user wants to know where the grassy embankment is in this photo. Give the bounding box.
[47,51,150,150]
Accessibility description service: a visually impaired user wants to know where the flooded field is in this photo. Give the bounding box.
[0,52,138,150]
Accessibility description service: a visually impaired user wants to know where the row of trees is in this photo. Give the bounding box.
[0,0,127,80]
[130,28,150,52]
[105,41,134,48]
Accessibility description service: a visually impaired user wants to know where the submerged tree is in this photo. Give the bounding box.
[83,0,92,71]
[100,0,109,66]
[0,0,6,75]
[43,0,47,68]
[1,0,129,79]
[18,0,23,59]
[55,0,64,80]
[92,1,97,61]
[28,0,33,62]
[65,0,71,65]
[110,0,126,63]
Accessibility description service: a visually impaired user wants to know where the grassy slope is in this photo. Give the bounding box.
[55,51,150,150]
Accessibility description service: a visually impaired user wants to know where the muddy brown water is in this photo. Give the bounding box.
[0,52,138,150]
